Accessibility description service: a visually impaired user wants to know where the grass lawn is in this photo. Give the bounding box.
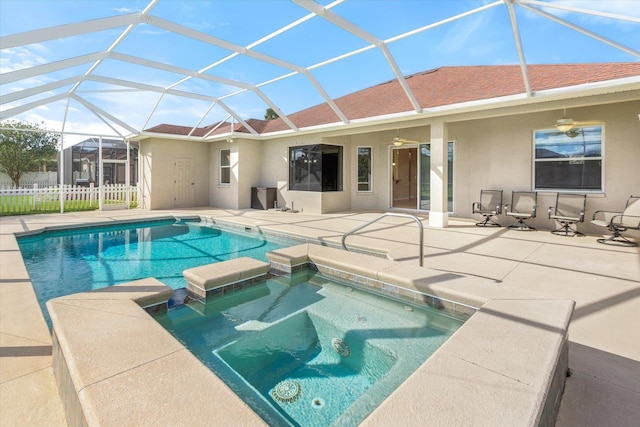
[0,195,137,216]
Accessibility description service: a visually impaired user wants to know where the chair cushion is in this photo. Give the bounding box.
[506,212,532,219]
[550,215,579,222]
[590,219,609,228]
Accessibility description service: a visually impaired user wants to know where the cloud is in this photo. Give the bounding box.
[538,0,640,25]
[436,12,488,53]
[0,45,50,73]
[113,7,134,14]
[552,0,640,18]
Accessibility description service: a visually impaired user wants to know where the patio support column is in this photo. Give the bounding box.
[59,135,65,213]
[98,136,104,211]
[429,120,449,228]
[125,139,130,209]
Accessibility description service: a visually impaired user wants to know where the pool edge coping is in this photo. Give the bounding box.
[46,241,573,426]
[11,213,574,426]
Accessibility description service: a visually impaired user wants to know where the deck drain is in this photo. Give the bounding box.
[331,338,351,357]
[271,380,301,403]
[311,397,325,409]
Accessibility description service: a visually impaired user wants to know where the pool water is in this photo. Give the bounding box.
[17,219,294,324]
[155,270,465,427]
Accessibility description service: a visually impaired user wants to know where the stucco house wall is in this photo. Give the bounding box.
[138,91,639,235]
[238,139,264,209]
[139,138,209,209]
[209,142,237,209]
[259,134,354,214]
[451,99,640,234]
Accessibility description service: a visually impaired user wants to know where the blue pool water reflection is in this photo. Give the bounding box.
[17,219,295,324]
[155,271,465,426]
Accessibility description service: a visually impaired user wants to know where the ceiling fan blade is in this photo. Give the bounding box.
[571,120,602,127]
[393,137,418,144]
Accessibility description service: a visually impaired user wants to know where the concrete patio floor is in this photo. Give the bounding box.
[1,208,638,426]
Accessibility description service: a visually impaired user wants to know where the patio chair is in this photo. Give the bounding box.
[472,190,502,227]
[591,195,640,247]
[548,193,586,236]
[504,191,537,231]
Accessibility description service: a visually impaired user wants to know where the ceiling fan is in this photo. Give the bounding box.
[554,110,601,133]
[393,130,419,146]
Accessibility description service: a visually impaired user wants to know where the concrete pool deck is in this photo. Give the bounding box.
[1,208,639,426]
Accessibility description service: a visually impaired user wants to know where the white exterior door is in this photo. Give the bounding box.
[174,159,194,207]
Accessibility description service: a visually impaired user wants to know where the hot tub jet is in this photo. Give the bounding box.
[271,380,301,403]
[331,337,351,357]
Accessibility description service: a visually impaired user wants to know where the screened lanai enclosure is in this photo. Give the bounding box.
[61,138,139,187]
[1,0,637,143]
[0,1,638,220]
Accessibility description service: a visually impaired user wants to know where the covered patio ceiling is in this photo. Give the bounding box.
[1,0,639,145]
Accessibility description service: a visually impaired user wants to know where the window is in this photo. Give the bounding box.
[219,148,230,185]
[357,146,372,192]
[534,126,603,191]
[289,144,343,192]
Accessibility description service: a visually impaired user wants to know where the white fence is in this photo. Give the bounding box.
[0,171,58,188]
[0,183,139,215]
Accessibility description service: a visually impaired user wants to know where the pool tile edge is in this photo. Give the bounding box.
[48,278,268,427]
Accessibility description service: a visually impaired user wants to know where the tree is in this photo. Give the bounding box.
[0,120,59,187]
[264,108,279,120]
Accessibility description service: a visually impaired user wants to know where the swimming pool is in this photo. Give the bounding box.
[17,218,296,324]
[155,269,465,426]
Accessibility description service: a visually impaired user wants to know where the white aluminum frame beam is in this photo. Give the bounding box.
[189,102,218,137]
[0,93,69,120]
[517,2,640,58]
[163,1,345,131]
[519,0,640,24]
[386,1,503,44]
[68,1,159,95]
[1,52,104,84]
[0,76,83,105]
[146,14,349,124]
[87,75,219,102]
[294,0,422,113]
[1,0,636,140]
[71,94,137,135]
[89,77,258,135]
[0,14,141,49]
[505,0,531,97]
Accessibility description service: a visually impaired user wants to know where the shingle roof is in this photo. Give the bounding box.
[146,63,640,137]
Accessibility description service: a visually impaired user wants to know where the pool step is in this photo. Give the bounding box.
[183,257,270,299]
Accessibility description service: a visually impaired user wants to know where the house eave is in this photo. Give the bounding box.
[130,75,640,143]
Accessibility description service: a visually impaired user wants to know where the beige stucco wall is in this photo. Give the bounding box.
[139,92,639,235]
[139,138,209,210]
[349,127,430,211]
[209,142,237,208]
[259,134,351,214]
[139,141,152,210]
[238,139,264,209]
[208,139,265,209]
[451,99,640,234]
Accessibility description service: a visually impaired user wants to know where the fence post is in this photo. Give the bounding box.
[59,184,64,214]
[32,183,38,210]
[89,183,95,207]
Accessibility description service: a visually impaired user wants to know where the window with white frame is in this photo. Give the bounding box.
[219,148,231,185]
[533,126,603,191]
[357,146,372,192]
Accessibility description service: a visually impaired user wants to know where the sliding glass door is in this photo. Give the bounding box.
[419,142,454,212]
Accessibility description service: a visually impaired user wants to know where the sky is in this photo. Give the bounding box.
[0,0,639,143]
